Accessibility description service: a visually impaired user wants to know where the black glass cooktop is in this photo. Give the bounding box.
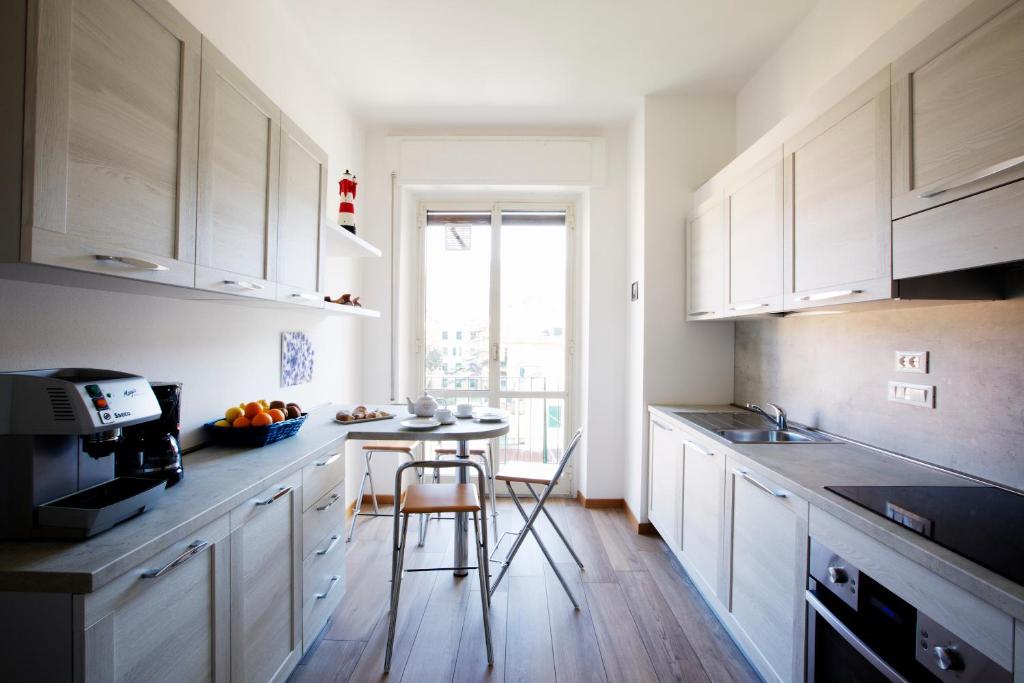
[825,485,1024,586]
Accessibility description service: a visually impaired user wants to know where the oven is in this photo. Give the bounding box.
[805,539,1010,683]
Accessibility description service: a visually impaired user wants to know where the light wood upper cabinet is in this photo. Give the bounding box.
[276,115,328,308]
[196,39,280,300]
[892,0,1024,219]
[230,473,302,683]
[726,149,784,316]
[686,196,726,320]
[22,0,201,286]
[726,459,808,683]
[79,515,230,683]
[681,436,725,600]
[648,417,683,550]
[783,69,892,310]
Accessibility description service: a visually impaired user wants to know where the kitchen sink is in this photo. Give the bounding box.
[715,428,830,444]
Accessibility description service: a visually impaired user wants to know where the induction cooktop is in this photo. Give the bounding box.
[825,485,1024,586]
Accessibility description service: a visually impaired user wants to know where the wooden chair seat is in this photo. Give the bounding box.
[495,461,559,485]
[435,448,487,456]
[401,483,480,514]
[362,441,418,453]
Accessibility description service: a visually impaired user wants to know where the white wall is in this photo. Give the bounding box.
[0,0,366,448]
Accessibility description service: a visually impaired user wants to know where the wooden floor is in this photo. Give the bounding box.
[290,499,759,683]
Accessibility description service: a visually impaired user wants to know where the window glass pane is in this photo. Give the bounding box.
[499,397,566,464]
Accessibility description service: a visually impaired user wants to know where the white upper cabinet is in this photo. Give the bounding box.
[276,115,328,308]
[686,196,726,320]
[23,0,201,287]
[892,0,1024,220]
[195,39,280,300]
[783,69,892,310]
[725,149,784,316]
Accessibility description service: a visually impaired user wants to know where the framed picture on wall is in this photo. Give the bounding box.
[281,331,314,386]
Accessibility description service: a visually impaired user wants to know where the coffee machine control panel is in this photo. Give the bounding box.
[74,378,161,429]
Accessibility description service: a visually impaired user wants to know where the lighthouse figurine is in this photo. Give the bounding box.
[338,170,357,234]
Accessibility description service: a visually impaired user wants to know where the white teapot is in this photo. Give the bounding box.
[406,392,441,417]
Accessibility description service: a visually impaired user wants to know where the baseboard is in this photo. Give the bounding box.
[623,500,657,535]
[346,494,395,518]
[575,491,624,509]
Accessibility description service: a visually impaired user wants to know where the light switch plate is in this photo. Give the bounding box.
[895,350,928,374]
[888,381,934,408]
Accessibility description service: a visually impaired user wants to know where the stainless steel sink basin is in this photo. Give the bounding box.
[716,428,830,444]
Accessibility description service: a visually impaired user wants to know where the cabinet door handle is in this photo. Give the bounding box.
[316,534,341,556]
[918,153,1024,198]
[141,540,210,579]
[689,310,715,317]
[255,486,293,506]
[95,254,169,272]
[315,452,341,467]
[688,440,712,456]
[290,292,320,301]
[734,469,787,498]
[730,302,769,312]
[315,575,341,600]
[651,420,671,432]
[223,279,265,291]
[317,493,341,512]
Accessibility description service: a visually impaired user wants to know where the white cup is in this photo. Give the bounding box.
[435,408,455,424]
[455,403,474,418]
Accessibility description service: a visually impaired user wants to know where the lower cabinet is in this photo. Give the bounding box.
[229,473,303,683]
[648,416,683,550]
[79,515,231,683]
[726,458,809,683]
[680,436,725,599]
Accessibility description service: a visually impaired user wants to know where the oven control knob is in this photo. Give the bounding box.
[827,566,848,584]
[933,646,963,671]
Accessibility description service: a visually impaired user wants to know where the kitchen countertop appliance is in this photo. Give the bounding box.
[0,368,167,539]
[116,381,183,487]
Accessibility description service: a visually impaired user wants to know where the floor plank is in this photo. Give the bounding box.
[400,571,471,683]
[504,575,556,683]
[544,563,607,683]
[324,541,391,641]
[560,503,617,583]
[584,581,659,682]
[592,508,646,571]
[291,640,365,683]
[453,590,508,683]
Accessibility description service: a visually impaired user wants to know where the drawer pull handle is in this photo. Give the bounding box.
[290,292,320,301]
[95,254,169,272]
[317,534,341,556]
[689,310,715,317]
[317,493,341,512]
[684,440,713,457]
[141,540,209,579]
[734,469,787,498]
[315,452,341,467]
[223,279,265,291]
[918,153,1024,198]
[315,575,341,600]
[256,486,293,506]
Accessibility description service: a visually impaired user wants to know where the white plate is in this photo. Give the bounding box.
[400,417,441,430]
[473,409,508,423]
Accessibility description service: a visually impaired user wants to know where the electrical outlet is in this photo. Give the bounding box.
[888,381,934,408]
[895,350,928,374]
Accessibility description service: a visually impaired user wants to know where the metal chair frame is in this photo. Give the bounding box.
[433,440,498,534]
[347,443,432,546]
[384,459,493,672]
[487,428,585,608]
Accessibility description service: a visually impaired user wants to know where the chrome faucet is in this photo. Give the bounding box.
[746,402,787,430]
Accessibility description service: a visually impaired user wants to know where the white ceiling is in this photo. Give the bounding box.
[290,0,817,126]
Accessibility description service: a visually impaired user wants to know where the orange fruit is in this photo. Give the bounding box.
[243,401,263,418]
[267,408,285,423]
[232,415,252,428]
[251,412,273,427]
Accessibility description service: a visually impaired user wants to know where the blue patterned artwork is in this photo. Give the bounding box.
[281,331,314,387]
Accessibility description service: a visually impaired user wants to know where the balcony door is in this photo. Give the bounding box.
[419,203,575,494]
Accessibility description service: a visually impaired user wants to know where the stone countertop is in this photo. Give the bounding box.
[0,404,383,594]
[649,404,1024,622]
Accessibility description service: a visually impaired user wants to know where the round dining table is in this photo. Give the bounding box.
[344,411,510,576]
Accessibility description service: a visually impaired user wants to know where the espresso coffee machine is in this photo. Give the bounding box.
[0,368,167,539]
[116,381,183,487]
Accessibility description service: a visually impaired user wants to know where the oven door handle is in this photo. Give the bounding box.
[805,590,909,683]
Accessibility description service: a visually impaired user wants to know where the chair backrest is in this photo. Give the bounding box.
[546,427,583,488]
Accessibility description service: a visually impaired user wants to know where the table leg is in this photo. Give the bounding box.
[454,439,469,576]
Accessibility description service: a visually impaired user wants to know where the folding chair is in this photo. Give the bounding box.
[487,428,584,608]
[347,442,430,545]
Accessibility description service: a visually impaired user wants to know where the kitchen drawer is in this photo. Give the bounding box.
[301,529,346,653]
[302,442,345,512]
[303,480,346,557]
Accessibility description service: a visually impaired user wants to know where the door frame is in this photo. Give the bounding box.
[414,199,579,495]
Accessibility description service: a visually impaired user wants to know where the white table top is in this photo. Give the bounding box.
[342,410,510,441]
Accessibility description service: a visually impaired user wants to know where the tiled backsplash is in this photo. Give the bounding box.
[735,298,1024,491]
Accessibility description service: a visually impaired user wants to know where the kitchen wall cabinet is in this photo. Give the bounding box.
[648,416,683,550]
[680,435,725,600]
[783,69,892,310]
[19,0,201,288]
[79,515,230,683]
[725,149,785,316]
[196,39,281,301]
[277,115,329,308]
[686,196,726,320]
[726,458,808,683]
[229,472,303,683]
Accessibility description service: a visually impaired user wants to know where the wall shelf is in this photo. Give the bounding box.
[327,224,382,258]
[323,301,381,318]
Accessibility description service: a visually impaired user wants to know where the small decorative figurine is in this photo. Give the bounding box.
[338,170,357,234]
